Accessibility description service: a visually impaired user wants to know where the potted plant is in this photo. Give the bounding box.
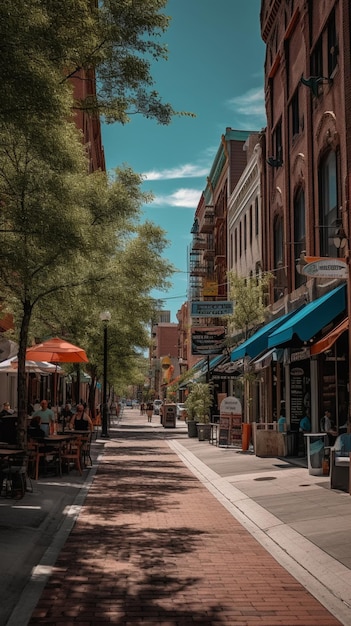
[184,382,213,439]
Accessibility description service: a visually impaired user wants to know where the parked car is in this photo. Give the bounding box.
[176,403,187,420]
[153,399,163,415]
[125,399,133,407]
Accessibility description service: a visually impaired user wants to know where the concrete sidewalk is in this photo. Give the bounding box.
[4,407,349,625]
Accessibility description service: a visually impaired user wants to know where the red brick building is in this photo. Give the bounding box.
[259,0,351,431]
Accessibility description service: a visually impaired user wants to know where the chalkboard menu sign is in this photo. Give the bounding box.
[219,396,242,447]
[219,416,231,446]
[290,366,305,428]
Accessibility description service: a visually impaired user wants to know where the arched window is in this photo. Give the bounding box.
[294,188,306,288]
[318,151,338,257]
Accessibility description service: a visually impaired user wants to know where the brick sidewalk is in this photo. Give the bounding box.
[28,434,341,625]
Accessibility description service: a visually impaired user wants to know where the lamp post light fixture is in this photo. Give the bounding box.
[99,310,111,438]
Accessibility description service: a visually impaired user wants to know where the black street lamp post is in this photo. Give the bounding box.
[100,310,111,438]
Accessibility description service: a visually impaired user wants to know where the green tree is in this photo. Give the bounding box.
[0,0,194,145]
[227,271,273,340]
[0,117,173,444]
[24,180,173,419]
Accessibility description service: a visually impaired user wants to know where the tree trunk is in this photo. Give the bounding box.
[75,363,80,404]
[17,300,33,448]
[87,366,98,418]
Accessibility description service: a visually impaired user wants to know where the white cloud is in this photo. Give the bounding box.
[227,87,266,119]
[143,163,209,181]
[151,188,201,208]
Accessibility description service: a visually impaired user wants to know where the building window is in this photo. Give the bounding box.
[294,188,306,288]
[244,214,247,251]
[311,37,323,77]
[239,222,242,257]
[234,228,237,263]
[290,88,299,139]
[318,151,338,257]
[255,197,259,236]
[327,8,338,76]
[249,205,253,244]
[273,120,283,163]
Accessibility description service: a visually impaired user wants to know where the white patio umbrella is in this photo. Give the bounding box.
[0,357,62,374]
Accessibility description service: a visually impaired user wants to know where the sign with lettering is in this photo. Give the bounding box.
[302,259,347,279]
[191,301,234,317]
[191,326,226,355]
[219,396,242,446]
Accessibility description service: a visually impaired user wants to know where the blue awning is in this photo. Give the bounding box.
[194,354,227,380]
[267,284,346,348]
[230,309,298,361]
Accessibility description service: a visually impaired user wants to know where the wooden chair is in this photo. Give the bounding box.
[28,440,61,480]
[61,436,83,475]
[81,432,92,468]
[7,452,32,497]
[28,440,45,481]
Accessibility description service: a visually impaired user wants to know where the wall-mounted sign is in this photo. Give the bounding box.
[203,280,218,296]
[302,259,348,279]
[191,301,233,317]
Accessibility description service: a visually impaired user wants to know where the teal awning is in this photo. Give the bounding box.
[194,354,227,380]
[230,309,298,362]
[268,284,346,348]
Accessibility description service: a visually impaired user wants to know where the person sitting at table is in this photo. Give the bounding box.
[0,402,14,417]
[27,415,46,440]
[69,404,93,431]
[32,400,55,436]
[59,403,73,430]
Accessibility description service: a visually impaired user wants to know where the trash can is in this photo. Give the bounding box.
[197,424,206,441]
[196,423,211,441]
[286,431,299,456]
[163,404,176,428]
[304,433,327,475]
[242,423,252,451]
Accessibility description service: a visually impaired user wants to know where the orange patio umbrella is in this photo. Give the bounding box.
[26,338,89,412]
[26,337,89,363]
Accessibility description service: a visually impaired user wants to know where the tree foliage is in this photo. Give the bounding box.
[0,0,194,140]
[0,0,188,444]
[227,271,274,340]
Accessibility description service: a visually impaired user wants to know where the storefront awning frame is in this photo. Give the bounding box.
[310,316,348,356]
[230,309,298,362]
[267,284,346,348]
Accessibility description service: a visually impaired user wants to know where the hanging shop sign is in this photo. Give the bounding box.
[302,258,347,279]
[191,301,233,317]
[203,280,218,297]
[191,326,226,356]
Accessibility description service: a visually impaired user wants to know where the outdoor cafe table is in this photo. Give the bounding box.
[0,448,23,459]
[34,434,74,478]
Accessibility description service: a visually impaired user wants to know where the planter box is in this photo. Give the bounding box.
[187,420,198,438]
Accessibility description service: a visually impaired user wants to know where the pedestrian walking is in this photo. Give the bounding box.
[146,401,153,422]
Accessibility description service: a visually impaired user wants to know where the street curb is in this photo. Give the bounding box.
[5,453,101,626]
[168,438,351,626]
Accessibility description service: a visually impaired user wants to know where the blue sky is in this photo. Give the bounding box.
[102,0,267,322]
